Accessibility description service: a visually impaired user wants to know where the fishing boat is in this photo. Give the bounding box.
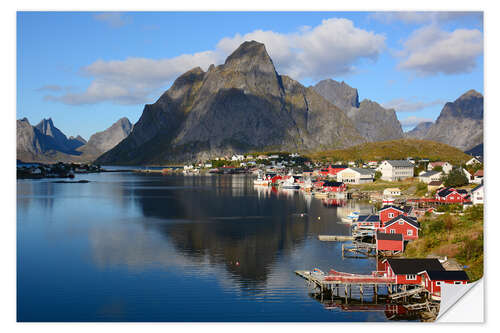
[253,173,270,186]
[340,211,360,223]
[280,176,300,189]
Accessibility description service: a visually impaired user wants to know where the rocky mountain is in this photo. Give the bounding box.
[17,118,84,162]
[312,79,359,111]
[405,121,433,139]
[424,90,483,151]
[312,79,404,142]
[67,135,87,151]
[465,143,483,157]
[17,117,132,163]
[96,41,365,165]
[77,117,133,159]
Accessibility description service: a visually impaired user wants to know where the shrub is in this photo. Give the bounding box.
[443,169,469,187]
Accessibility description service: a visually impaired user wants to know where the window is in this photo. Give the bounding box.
[407,230,413,236]
[390,229,396,234]
[406,274,417,280]
[388,213,394,218]
[398,221,404,225]
[436,281,441,286]
[454,281,462,285]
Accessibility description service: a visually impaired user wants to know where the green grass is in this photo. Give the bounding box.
[405,205,484,281]
[349,178,418,194]
[305,138,471,165]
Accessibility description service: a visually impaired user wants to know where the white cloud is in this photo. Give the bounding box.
[397,25,483,76]
[45,51,221,105]
[217,18,385,80]
[93,13,131,28]
[44,18,385,106]
[371,12,482,25]
[383,97,444,112]
[399,116,434,127]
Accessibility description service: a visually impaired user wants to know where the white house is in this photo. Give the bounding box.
[427,161,453,174]
[231,154,245,161]
[377,160,414,181]
[472,170,484,184]
[471,184,484,205]
[336,167,375,184]
[466,157,482,166]
[383,188,401,196]
[418,170,442,184]
[457,168,472,183]
[367,161,378,168]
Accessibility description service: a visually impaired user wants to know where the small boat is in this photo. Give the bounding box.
[340,211,360,223]
[313,191,329,198]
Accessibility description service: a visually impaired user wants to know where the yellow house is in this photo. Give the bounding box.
[427,181,444,193]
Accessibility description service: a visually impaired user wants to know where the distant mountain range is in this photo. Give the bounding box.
[403,90,483,152]
[18,41,483,164]
[405,122,433,139]
[17,117,132,163]
[312,79,404,142]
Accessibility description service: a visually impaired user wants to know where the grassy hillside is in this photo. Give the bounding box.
[405,205,483,282]
[306,139,471,165]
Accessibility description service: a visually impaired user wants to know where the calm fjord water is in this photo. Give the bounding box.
[17,172,385,322]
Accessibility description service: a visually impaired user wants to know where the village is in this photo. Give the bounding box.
[177,152,483,320]
[17,152,484,320]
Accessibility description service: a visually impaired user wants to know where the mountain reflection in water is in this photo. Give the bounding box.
[17,172,393,322]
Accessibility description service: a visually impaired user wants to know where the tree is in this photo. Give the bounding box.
[443,169,469,187]
[374,170,382,181]
[432,165,443,172]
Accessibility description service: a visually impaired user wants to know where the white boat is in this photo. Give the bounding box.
[340,211,360,223]
[253,177,270,186]
[314,191,329,198]
[280,176,300,189]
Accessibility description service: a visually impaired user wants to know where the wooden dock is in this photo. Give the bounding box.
[318,235,353,242]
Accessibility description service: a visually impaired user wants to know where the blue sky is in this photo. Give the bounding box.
[17,11,483,139]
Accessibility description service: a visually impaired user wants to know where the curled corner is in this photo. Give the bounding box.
[437,278,484,322]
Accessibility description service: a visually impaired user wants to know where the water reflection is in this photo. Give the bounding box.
[125,175,372,285]
[18,172,388,322]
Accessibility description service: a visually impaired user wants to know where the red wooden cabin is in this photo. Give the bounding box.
[318,165,347,177]
[355,215,381,229]
[376,232,404,254]
[381,258,445,285]
[435,187,470,203]
[378,206,407,225]
[322,181,346,192]
[418,270,469,300]
[379,216,420,240]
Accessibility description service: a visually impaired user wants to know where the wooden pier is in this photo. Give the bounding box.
[318,235,353,242]
[295,268,431,304]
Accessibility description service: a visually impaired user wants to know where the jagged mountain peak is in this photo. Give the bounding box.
[461,89,482,99]
[223,40,276,75]
[424,89,483,151]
